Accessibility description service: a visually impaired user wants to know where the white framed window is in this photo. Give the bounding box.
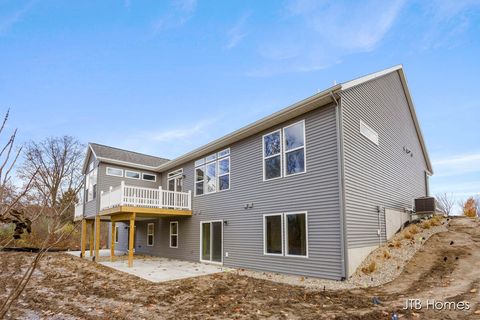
[142,173,156,182]
[147,223,154,246]
[106,167,123,177]
[85,167,97,202]
[263,213,283,255]
[167,168,183,178]
[284,212,308,257]
[217,148,230,158]
[217,157,230,191]
[194,148,230,196]
[170,221,178,248]
[195,165,205,196]
[263,211,308,258]
[283,120,306,176]
[125,170,140,179]
[263,129,282,180]
[114,226,119,243]
[359,120,379,145]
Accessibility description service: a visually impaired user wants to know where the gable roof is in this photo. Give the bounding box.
[156,65,433,174]
[82,143,169,172]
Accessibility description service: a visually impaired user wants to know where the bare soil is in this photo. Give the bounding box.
[1,217,479,319]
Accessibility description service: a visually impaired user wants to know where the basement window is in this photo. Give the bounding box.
[147,223,154,246]
[170,221,178,248]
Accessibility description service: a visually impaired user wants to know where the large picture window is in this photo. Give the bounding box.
[283,121,306,176]
[285,212,308,257]
[264,214,283,255]
[194,148,230,196]
[263,212,308,257]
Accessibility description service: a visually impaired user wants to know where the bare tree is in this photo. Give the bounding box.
[1,134,85,317]
[0,110,38,243]
[436,193,455,216]
[18,136,84,221]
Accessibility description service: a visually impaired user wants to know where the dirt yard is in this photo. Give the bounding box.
[1,217,479,319]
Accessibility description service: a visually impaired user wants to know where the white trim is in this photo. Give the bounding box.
[114,225,119,243]
[142,172,156,182]
[199,220,223,265]
[96,157,159,171]
[125,170,140,180]
[263,213,284,256]
[147,223,154,246]
[284,211,309,258]
[283,120,307,177]
[341,65,403,90]
[217,148,230,158]
[106,167,123,177]
[262,129,283,181]
[169,221,179,248]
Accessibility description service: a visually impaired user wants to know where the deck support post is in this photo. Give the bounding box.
[128,212,136,268]
[111,221,116,262]
[89,221,94,257]
[81,219,87,258]
[94,215,100,261]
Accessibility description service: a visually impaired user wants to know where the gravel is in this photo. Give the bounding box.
[236,219,448,291]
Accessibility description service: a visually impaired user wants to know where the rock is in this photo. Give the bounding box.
[470,289,477,293]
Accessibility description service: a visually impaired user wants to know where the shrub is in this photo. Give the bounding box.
[408,224,420,235]
[422,220,431,229]
[403,231,414,240]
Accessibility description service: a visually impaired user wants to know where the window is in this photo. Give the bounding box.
[195,166,205,196]
[218,157,230,191]
[147,223,154,246]
[125,170,140,179]
[205,162,216,193]
[114,226,119,243]
[194,148,230,196]
[263,130,282,180]
[85,167,97,202]
[263,212,308,257]
[168,169,183,192]
[283,121,306,176]
[106,167,123,177]
[359,120,379,145]
[285,212,308,257]
[264,214,283,255]
[142,173,156,182]
[170,221,178,248]
[263,120,306,180]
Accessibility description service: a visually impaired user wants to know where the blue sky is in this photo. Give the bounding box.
[1,0,479,212]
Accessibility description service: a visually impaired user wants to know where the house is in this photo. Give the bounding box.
[74,65,433,280]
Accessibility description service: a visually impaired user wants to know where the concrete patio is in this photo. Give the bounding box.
[67,250,226,282]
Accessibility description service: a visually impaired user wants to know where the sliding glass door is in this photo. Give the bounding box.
[200,221,222,264]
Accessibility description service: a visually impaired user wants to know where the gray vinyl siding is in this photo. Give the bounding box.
[131,105,343,280]
[340,72,428,249]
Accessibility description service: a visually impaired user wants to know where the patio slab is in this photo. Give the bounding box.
[67,250,226,282]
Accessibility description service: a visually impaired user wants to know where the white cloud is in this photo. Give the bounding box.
[150,119,214,142]
[0,0,35,36]
[152,0,197,34]
[432,152,480,177]
[225,12,251,50]
[247,0,405,76]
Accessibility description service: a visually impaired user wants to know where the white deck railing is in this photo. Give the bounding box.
[74,203,84,220]
[100,181,192,211]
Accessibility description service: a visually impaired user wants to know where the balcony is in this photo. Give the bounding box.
[99,181,192,219]
[74,203,84,221]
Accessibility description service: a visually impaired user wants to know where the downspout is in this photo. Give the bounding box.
[333,90,349,280]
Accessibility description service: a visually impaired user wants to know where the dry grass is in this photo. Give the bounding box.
[388,240,402,248]
[408,224,420,235]
[422,220,432,229]
[361,261,377,274]
[383,250,391,259]
[403,230,414,240]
